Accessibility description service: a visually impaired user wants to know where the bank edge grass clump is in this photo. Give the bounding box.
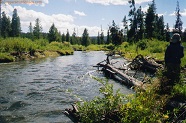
[46,41,74,55]
[76,78,169,123]
[0,37,37,54]
[0,38,74,63]
[0,53,15,62]
[118,39,168,61]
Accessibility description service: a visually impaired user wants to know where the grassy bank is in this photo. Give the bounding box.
[74,39,186,122]
[0,38,74,63]
[117,39,186,67]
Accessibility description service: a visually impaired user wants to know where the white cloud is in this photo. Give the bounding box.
[2,0,49,6]
[1,4,101,36]
[169,9,186,17]
[85,0,151,5]
[181,9,186,16]
[141,5,149,13]
[74,10,86,16]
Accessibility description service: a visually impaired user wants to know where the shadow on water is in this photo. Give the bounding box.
[0,51,134,123]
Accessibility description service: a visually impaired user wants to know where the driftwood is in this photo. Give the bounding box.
[63,104,80,123]
[128,54,163,73]
[98,63,145,89]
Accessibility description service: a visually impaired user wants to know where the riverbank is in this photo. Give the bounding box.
[0,38,74,63]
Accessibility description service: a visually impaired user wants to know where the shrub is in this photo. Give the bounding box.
[137,40,148,50]
[76,78,169,123]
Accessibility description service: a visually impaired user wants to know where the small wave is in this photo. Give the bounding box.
[8,101,28,111]
[0,97,9,104]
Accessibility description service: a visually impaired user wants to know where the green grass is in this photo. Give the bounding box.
[0,53,15,62]
[0,38,74,62]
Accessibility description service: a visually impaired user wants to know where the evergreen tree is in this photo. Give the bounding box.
[100,31,105,44]
[66,29,70,42]
[106,30,111,44]
[109,20,123,45]
[48,23,59,42]
[33,18,42,39]
[1,12,11,38]
[82,28,90,46]
[145,0,156,39]
[62,33,66,42]
[11,9,21,37]
[165,23,170,42]
[174,0,183,33]
[156,15,165,40]
[122,15,128,41]
[127,0,137,42]
[97,32,100,45]
[28,22,34,40]
[71,28,77,45]
[136,6,145,40]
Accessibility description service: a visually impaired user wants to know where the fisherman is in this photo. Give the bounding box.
[164,33,184,85]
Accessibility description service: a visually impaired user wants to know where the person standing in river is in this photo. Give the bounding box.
[164,33,184,85]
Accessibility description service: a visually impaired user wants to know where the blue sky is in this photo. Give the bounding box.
[2,0,186,36]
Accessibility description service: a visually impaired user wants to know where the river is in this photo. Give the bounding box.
[0,51,134,123]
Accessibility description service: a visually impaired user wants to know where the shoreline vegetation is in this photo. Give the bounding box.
[0,37,186,122]
[0,37,74,63]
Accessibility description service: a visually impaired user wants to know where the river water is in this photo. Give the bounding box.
[0,51,134,123]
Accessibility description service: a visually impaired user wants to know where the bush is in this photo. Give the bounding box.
[76,78,169,123]
[137,40,148,50]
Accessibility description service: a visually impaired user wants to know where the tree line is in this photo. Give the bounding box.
[0,0,186,46]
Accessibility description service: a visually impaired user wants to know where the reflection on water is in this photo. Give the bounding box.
[0,51,133,123]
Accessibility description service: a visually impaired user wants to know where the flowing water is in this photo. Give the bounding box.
[0,51,134,123]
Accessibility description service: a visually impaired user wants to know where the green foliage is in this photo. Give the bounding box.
[0,37,37,53]
[119,39,168,60]
[137,40,147,50]
[11,9,21,37]
[77,79,169,123]
[46,41,74,55]
[48,23,61,42]
[33,18,43,39]
[82,28,91,46]
[0,53,15,62]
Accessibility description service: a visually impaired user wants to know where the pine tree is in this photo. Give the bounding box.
[109,20,123,45]
[122,15,128,41]
[28,22,34,40]
[71,28,77,45]
[136,6,144,40]
[145,0,156,39]
[33,18,42,39]
[66,29,70,42]
[156,15,165,40]
[175,0,183,33]
[1,12,11,38]
[82,28,90,46]
[100,31,105,44]
[97,32,100,45]
[106,30,111,44]
[48,23,59,42]
[62,33,66,42]
[165,23,170,42]
[127,0,137,42]
[11,9,21,37]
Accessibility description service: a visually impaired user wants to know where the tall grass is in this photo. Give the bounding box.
[0,38,74,62]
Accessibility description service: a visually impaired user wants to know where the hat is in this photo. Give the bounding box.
[171,33,181,43]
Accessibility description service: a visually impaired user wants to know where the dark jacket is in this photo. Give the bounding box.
[165,42,184,64]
